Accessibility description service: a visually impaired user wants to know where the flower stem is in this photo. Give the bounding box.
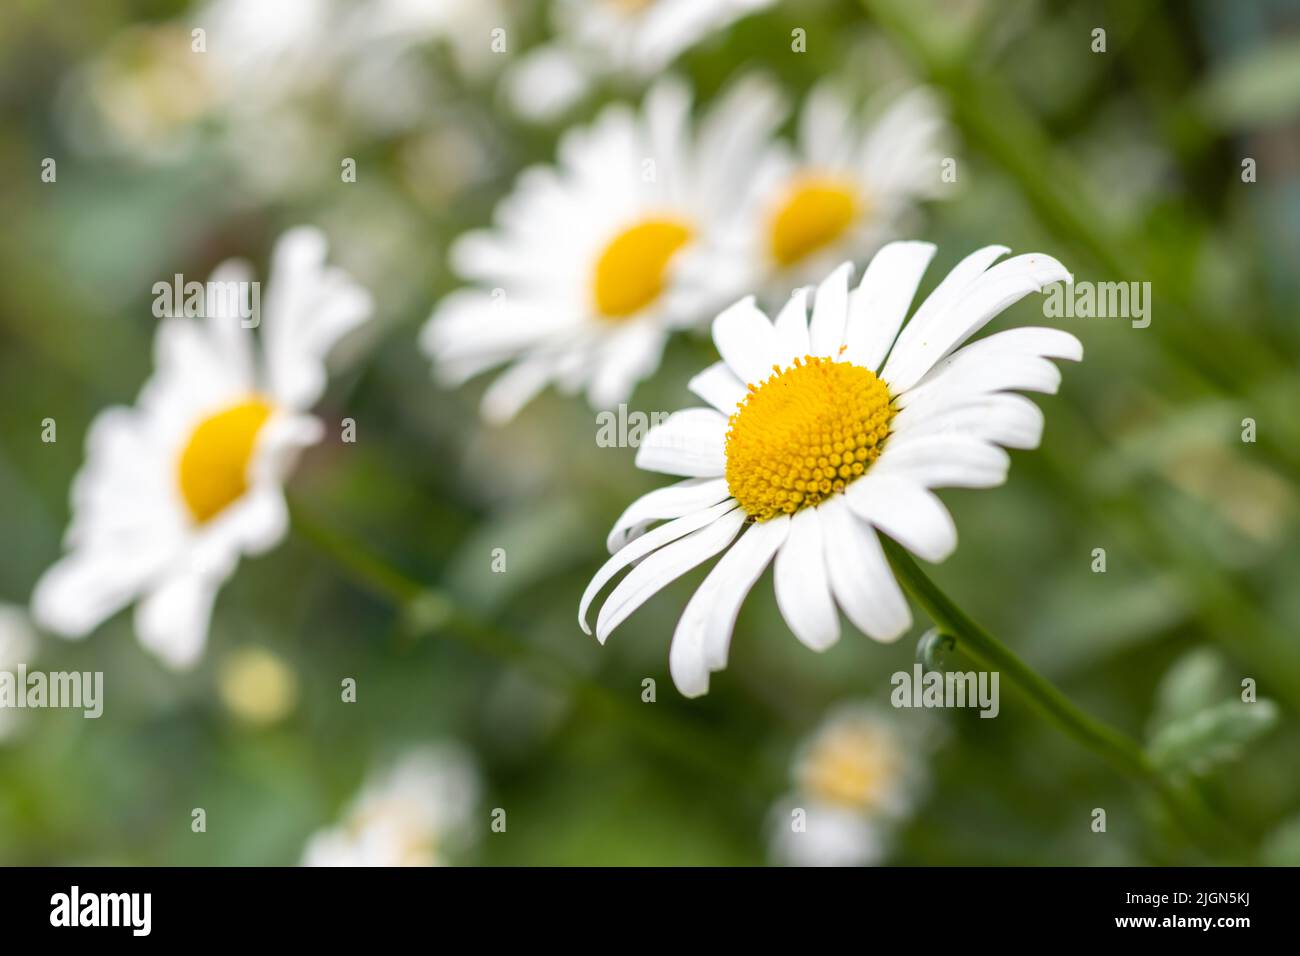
[881,537,1250,861]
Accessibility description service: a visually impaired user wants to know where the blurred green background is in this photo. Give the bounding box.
[0,0,1298,865]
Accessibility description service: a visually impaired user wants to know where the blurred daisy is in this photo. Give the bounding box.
[302,745,480,867]
[580,243,1079,696]
[32,228,372,669]
[740,85,951,292]
[0,605,38,743]
[768,703,928,867]
[423,75,787,422]
[506,0,776,122]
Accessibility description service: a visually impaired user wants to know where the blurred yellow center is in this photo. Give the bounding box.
[801,724,900,810]
[768,176,860,267]
[592,218,693,319]
[177,398,273,523]
[725,357,893,521]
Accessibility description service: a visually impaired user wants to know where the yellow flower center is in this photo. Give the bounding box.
[801,723,900,811]
[768,176,861,267]
[592,218,694,319]
[177,398,274,524]
[725,357,893,521]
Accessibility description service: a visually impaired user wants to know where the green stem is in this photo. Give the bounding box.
[881,537,1249,862]
[287,501,767,795]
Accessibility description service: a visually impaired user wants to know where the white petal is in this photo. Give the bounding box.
[883,253,1071,392]
[845,475,957,562]
[712,296,779,386]
[901,353,1063,400]
[688,362,747,415]
[134,572,219,669]
[774,507,840,652]
[772,286,811,363]
[872,435,1010,489]
[634,408,728,477]
[892,391,1045,450]
[819,496,911,642]
[587,320,668,410]
[595,508,747,644]
[263,227,374,410]
[669,515,789,697]
[31,548,163,639]
[580,499,737,634]
[481,355,557,425]
[842,241,936,370]
[808,262,852,357]
[884,244,1009,366]
[605,477,732,553]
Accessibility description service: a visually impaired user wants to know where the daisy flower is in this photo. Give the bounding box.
[768,703,928,867]
[302,745,480,867]
[738,83,951,292]
[423,75,787,423]
[31,228,372,669]
[505,0,777,122]
[580,242,1079,696]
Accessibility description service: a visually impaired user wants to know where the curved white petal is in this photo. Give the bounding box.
[263,226,374,410]
[712,296,779,386]
[634,408,728,476]
[892,391,1045,450]
[843,241,936,370]
[670,515,789,698]
[134,571,219,670]
[845,475,957,563]
[605,477,732,553]
[883,253,1071,392]
[772,286,812,364]
[819,496,911,642]
[31,547,165,639]
[774,507,840,652]
[871,434,1010,489]
[688,361,747,415]
[884,244,1009,366]
[580,499,738,633]
[595,507,747,644]
[808,262,852,357]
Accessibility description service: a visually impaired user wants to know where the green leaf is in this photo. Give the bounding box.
[1147,699,1279,774]
[1148,648,1228,737]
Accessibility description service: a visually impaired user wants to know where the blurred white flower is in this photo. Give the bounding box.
[580,245,1078,696]
[0,605,38,743]
[736,85,953,293]
[423,75,788,422]
[302,745,481,867]
[32,228,373,669]
[768,703,928,867]
[60,0,507,191]
[506,0,777,122]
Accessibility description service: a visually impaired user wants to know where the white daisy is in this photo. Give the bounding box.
[31,227,373,669]
[580,242,1080,697]
[505,0,777,122]
[423,75,787,423]
[302,745,480,867]
[768,703,928,867]
[0,605,38,744]
[736,83,951,292]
